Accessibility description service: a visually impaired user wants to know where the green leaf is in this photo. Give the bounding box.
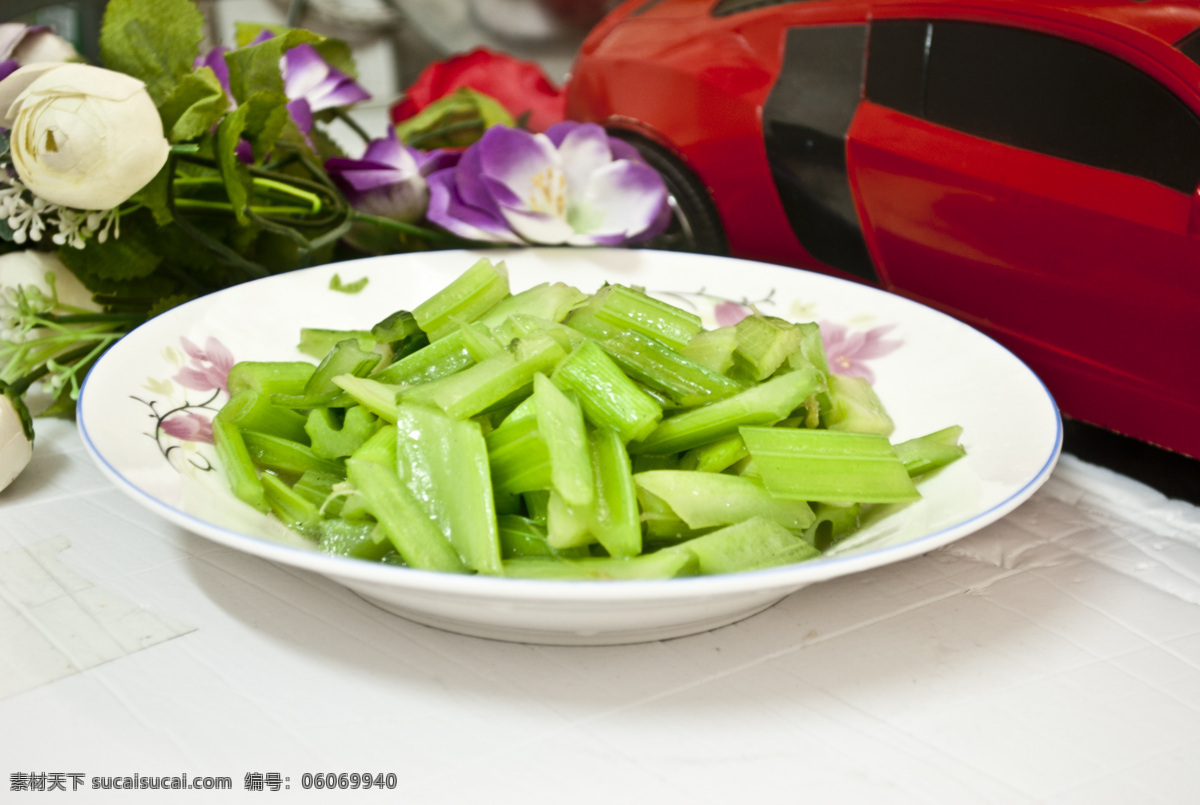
[214,105,252,225]
[159,66,229,143]
[58,212,163,283]
[132,160,173,226]
[99,0,205,107]
[396,88,515,150]
[224,28,321,106]
[240,90,291,161]
[234,22,356,77]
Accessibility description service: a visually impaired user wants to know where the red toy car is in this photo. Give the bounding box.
[566,0,1200,459]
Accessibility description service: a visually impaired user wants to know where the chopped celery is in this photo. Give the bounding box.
[394,404,503,575]
[551,339,662,444]
[216,388,309,443]
[630,365,822,455]
[413,257,510,340]
[823,373,895,436]
[401,332,567,419]
[587,426,641,558]
[211,260,966,580]
[665,516,819,575]
[600,330,744,407]
[732,313,804,381]
[502,551,696,580]
[567,284,702,350]
[298,328,374,359]
[226,361,315,397]
[534,374,594,509]
[212,416,267,512]
[304,405,380,459]
[345,458,467,573]
[739,426,920,504]
[634,470,815,532]
[894,425,967,477]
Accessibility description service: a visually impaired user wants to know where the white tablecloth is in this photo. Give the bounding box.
[3,418,1199,803]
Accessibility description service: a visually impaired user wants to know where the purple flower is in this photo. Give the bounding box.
[820,321,902,384]
[426,121,671,246]
[161,411,214,444]
[193,45,233,101]
[277,40,370,134]
[173,336,235,393]
[325,131,458,222]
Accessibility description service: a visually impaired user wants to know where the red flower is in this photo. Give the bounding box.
[391,48,566,133]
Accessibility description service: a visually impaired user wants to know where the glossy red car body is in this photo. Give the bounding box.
[566,0,1200,459]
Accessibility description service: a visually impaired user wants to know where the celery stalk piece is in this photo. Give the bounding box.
[551,339,662,444]
[522,489,551,525]
[678,432,748,473]
[567,284,703,350]
[630,365,822,455]
[633,470,815,531]
[305,405,381,459]
[394,404,503,575]
[350,422,397,466]
[345,458,467,573]
[402,332,567,419]
[665,516,819,575]
[498,514,588,559]
[457,319,503,361]
[792,321,832,374]
[600,330,745,407]
[261,472,320,532]
[534,374,594,508]
[271,339,380,408]
[371,330,474,386]
[587,426,641,558]
[212,416,268,512]
[370,309,426,356]
[492,314,586,352]
[316,518,392,561]
[242,431,346,477]
[331,375,401,422]
[739,426,921,504]
[732,314,804,381]
[477,281,588,328]
[216,388,310,444]
[486,415,552,496]
[412,257,510,340]
[291,469,348,516]
[680,326,738,375]
[823,373,895,436]
[804,502,862,551]
[298,328,374,359]
[546,489,593,549]
[502,551,696,581]
[227,361,315,397]
[893,425,966,477]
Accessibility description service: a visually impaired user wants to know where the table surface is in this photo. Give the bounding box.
[3,417,1200,803]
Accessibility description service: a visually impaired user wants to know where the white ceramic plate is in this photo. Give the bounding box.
[77,248,1061,645]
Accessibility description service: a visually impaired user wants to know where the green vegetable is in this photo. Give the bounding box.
[212,260,966,580]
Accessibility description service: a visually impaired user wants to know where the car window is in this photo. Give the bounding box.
[762,24,877,281]
[712,0,825,17]
[866,20,1200,194]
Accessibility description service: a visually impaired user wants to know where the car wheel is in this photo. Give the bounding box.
[613,133,729,256]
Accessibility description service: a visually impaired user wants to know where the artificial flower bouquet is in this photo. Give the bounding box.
[0,0,672,491]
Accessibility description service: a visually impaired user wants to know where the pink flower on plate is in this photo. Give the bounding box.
[714,300,752,327]
[174,336,235,393]
[820,321,902,384]
[160,410,215,445]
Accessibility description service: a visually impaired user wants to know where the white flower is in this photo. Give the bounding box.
[0,393,32,493]
[0,63,170,210]
[0,23,80,65]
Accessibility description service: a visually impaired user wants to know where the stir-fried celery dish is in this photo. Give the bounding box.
[213,258,965,579]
